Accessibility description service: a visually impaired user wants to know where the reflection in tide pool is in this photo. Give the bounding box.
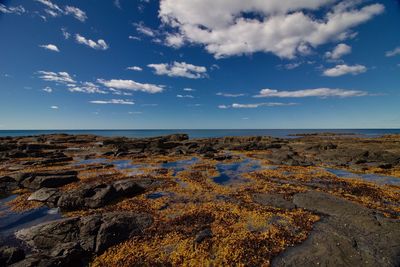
[213,158,267,185]
[0,195,61,240]
[161,157,199,176]
[325,168,400,186]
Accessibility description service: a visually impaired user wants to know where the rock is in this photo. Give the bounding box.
[252,193,295,209]
[15,212,153,266]
[0,176,18,195]
[28,188,59,202]
[57,184,116,210]
[56,179,153,211]
[0,246,25,266]
[15,170,78,190]
[194,228,213,244]
[112,179,145,196]
[272,191,400,267]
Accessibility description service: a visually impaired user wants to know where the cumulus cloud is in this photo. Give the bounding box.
[39,44,60,52]
[127,66,143,71]
[97,79,164,93]
[216,92,245,97]
[386,47,400,57]
[148,62,207,79]
[90,99,134,105]
[255,88,368,98]
[0,4,25,15]
[36,0,87,22]
[75,34,109,50]
[323,64,367,77]
[159,1,384,58]
[37,71,75,84]
[325,43,352,59]
[183,88,195,92]
[220,103,297,109]
[50,105,59,109]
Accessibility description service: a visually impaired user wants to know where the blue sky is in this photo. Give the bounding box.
[0,0,399,129]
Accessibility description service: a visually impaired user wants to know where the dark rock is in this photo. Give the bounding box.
[15,212,153,266]
[0,246,25,266]
[273,191,400,267]
[28,188,59,202]
[21,174,78,190]
[57,184,116,210]
[0,176,18,195]
[194,228,213,244]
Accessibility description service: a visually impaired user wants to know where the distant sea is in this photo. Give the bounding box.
[0,129,400,139]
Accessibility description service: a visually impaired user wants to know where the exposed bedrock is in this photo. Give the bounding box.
[272,191,400,267]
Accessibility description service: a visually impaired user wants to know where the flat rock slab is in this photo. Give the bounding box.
[272,191,400,267]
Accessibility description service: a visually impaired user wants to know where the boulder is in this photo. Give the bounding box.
[15,212,153,266]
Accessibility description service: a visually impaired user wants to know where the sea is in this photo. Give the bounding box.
[0,129,399,139]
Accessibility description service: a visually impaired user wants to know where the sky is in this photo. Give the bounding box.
[0,0,399,130]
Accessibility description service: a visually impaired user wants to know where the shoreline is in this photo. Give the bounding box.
[1,133,399,266]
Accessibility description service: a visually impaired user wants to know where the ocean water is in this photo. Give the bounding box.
[0,129,399,139]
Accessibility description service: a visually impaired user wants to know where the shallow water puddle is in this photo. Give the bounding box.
[161,157,199,176]
[325,168,400,186]
[213,158,266,185]
[0,195,61,238]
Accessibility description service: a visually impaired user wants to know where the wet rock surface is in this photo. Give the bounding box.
[0,133,399,266]
[273,191,400,267]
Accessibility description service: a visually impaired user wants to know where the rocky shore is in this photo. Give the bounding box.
[0,133,399,266]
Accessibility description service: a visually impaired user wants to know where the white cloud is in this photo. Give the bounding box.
[323,64,367,77]
[61,28,71,39]
[325,43,351,59]
[216,92,245,97]
[255,88,368,98]
[90,99,135,105]
[50,105,59,109]
[43,87,53,93]
[97,79,164,93]
[36,0,87,22]
[127,66,143,71]
[114,0,122,9]
[129,36,141,41]
[177,94,194,98]
[159,1,384,59]
[218,105,229,109]
[75,34,109,50]
[39,44,60,52]
[68,82,107,94]
[64,6,87,22]
[183,88,195,92]
[134,22,157,37]
[148,61,207,79]
[220,102,297,109]
[386,47,400,57]
[37,71,75,84]
[0,4,25,15]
